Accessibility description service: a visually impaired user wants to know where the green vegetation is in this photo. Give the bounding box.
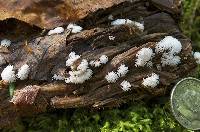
[4,102,192,132]
[181,0,200,49]
[4,0,200,131]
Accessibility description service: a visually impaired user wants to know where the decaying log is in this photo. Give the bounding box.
[0,0,197,128]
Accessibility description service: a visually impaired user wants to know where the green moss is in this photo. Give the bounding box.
[4,102,192,132]
[180,0,200,49]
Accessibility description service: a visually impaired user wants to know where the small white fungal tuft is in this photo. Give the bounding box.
[193,52,200,64]
[109,36,115,40]
[67,23,83,33]
[117,64,129,77]
[105,71,119,83]
[0,54,6,66]
[48,27,64,35]
[111,19,144,31]
[155,36,182,55]
[17,64,30,80]
[90,55,108,67]
[99,55,108,64]
[156,36,182,66]
[65,59,93,84]
[52,74,65,80]
[120,80,131,91]
[1,65,16,82]
[135,48,155,67]
[142,73,159,88]
[66,52,80,67]
[111,19,133,25]
[77,59,88,71]
[65,69,93,84]
[1,39,11,47]
[161,53,181,66]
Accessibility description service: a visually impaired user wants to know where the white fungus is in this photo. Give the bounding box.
[120,80,131,91]
[105,64,129,83]
[0,55,6,66]
[105,71,119,83]
[77,59,88,71]
[111,19,144,31]
[156,36,182,66]
[142,73,159,88]
[111,19,133,25]
[52,74,65,80]
[94,61,101,67]
[1,39,11,47]
[67,23,83,33]
[193,52,200,64]
[65,69,93,84]
[109,36,115,40]
[48,27,64,35]
[1,65,16,82]
[117,64,129,77]
[161,53,181,66]
[135,48,155,67]
[66,52,80,67]
[17,64,30,80]
[90,55,108,67]
[65,59,93,84]
[99,55,108,64]
[155,36,182,55]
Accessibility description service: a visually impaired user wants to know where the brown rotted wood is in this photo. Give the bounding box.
[0,0,196,128]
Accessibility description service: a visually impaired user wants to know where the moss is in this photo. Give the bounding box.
[4,102,192,132]
[180,0,200,49]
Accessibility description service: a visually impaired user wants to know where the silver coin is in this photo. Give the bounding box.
[171,77,200,130]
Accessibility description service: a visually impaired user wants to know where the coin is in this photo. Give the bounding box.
[171,77,200,130]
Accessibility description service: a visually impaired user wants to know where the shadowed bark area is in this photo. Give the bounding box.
[0,0,197,128]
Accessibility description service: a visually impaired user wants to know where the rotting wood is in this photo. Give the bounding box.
[0,0,197,128]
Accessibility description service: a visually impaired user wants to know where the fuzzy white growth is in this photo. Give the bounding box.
[52,74,65,80]
[111,19,133,25]
[142,73,159,88]
[66,52,80,67]
[65,59,93,84]
[77,59,88,71]
[48,27,64,35]
[105,71,119,83]
[120,80,131,91]
[1,65,16,82]
[99,55,108,64]
[67,23,83,33]
[111,19,144,31]
[155,36,182,55]
[156,36,182,66]
[17,64,30,80]
[109,36,115,40]
[117,64,129,77]
[135,48,154,67]
[65,69,93,84]
[161,53,181,66]
[1,39,11,47]
[193,52,200,64]
[0,55,6,66]
[90,55,108,67]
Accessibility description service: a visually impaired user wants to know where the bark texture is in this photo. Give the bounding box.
[0,0,197,128]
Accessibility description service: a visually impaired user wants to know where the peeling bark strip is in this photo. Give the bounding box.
[10,85,40,105]
[0,0,197,128]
